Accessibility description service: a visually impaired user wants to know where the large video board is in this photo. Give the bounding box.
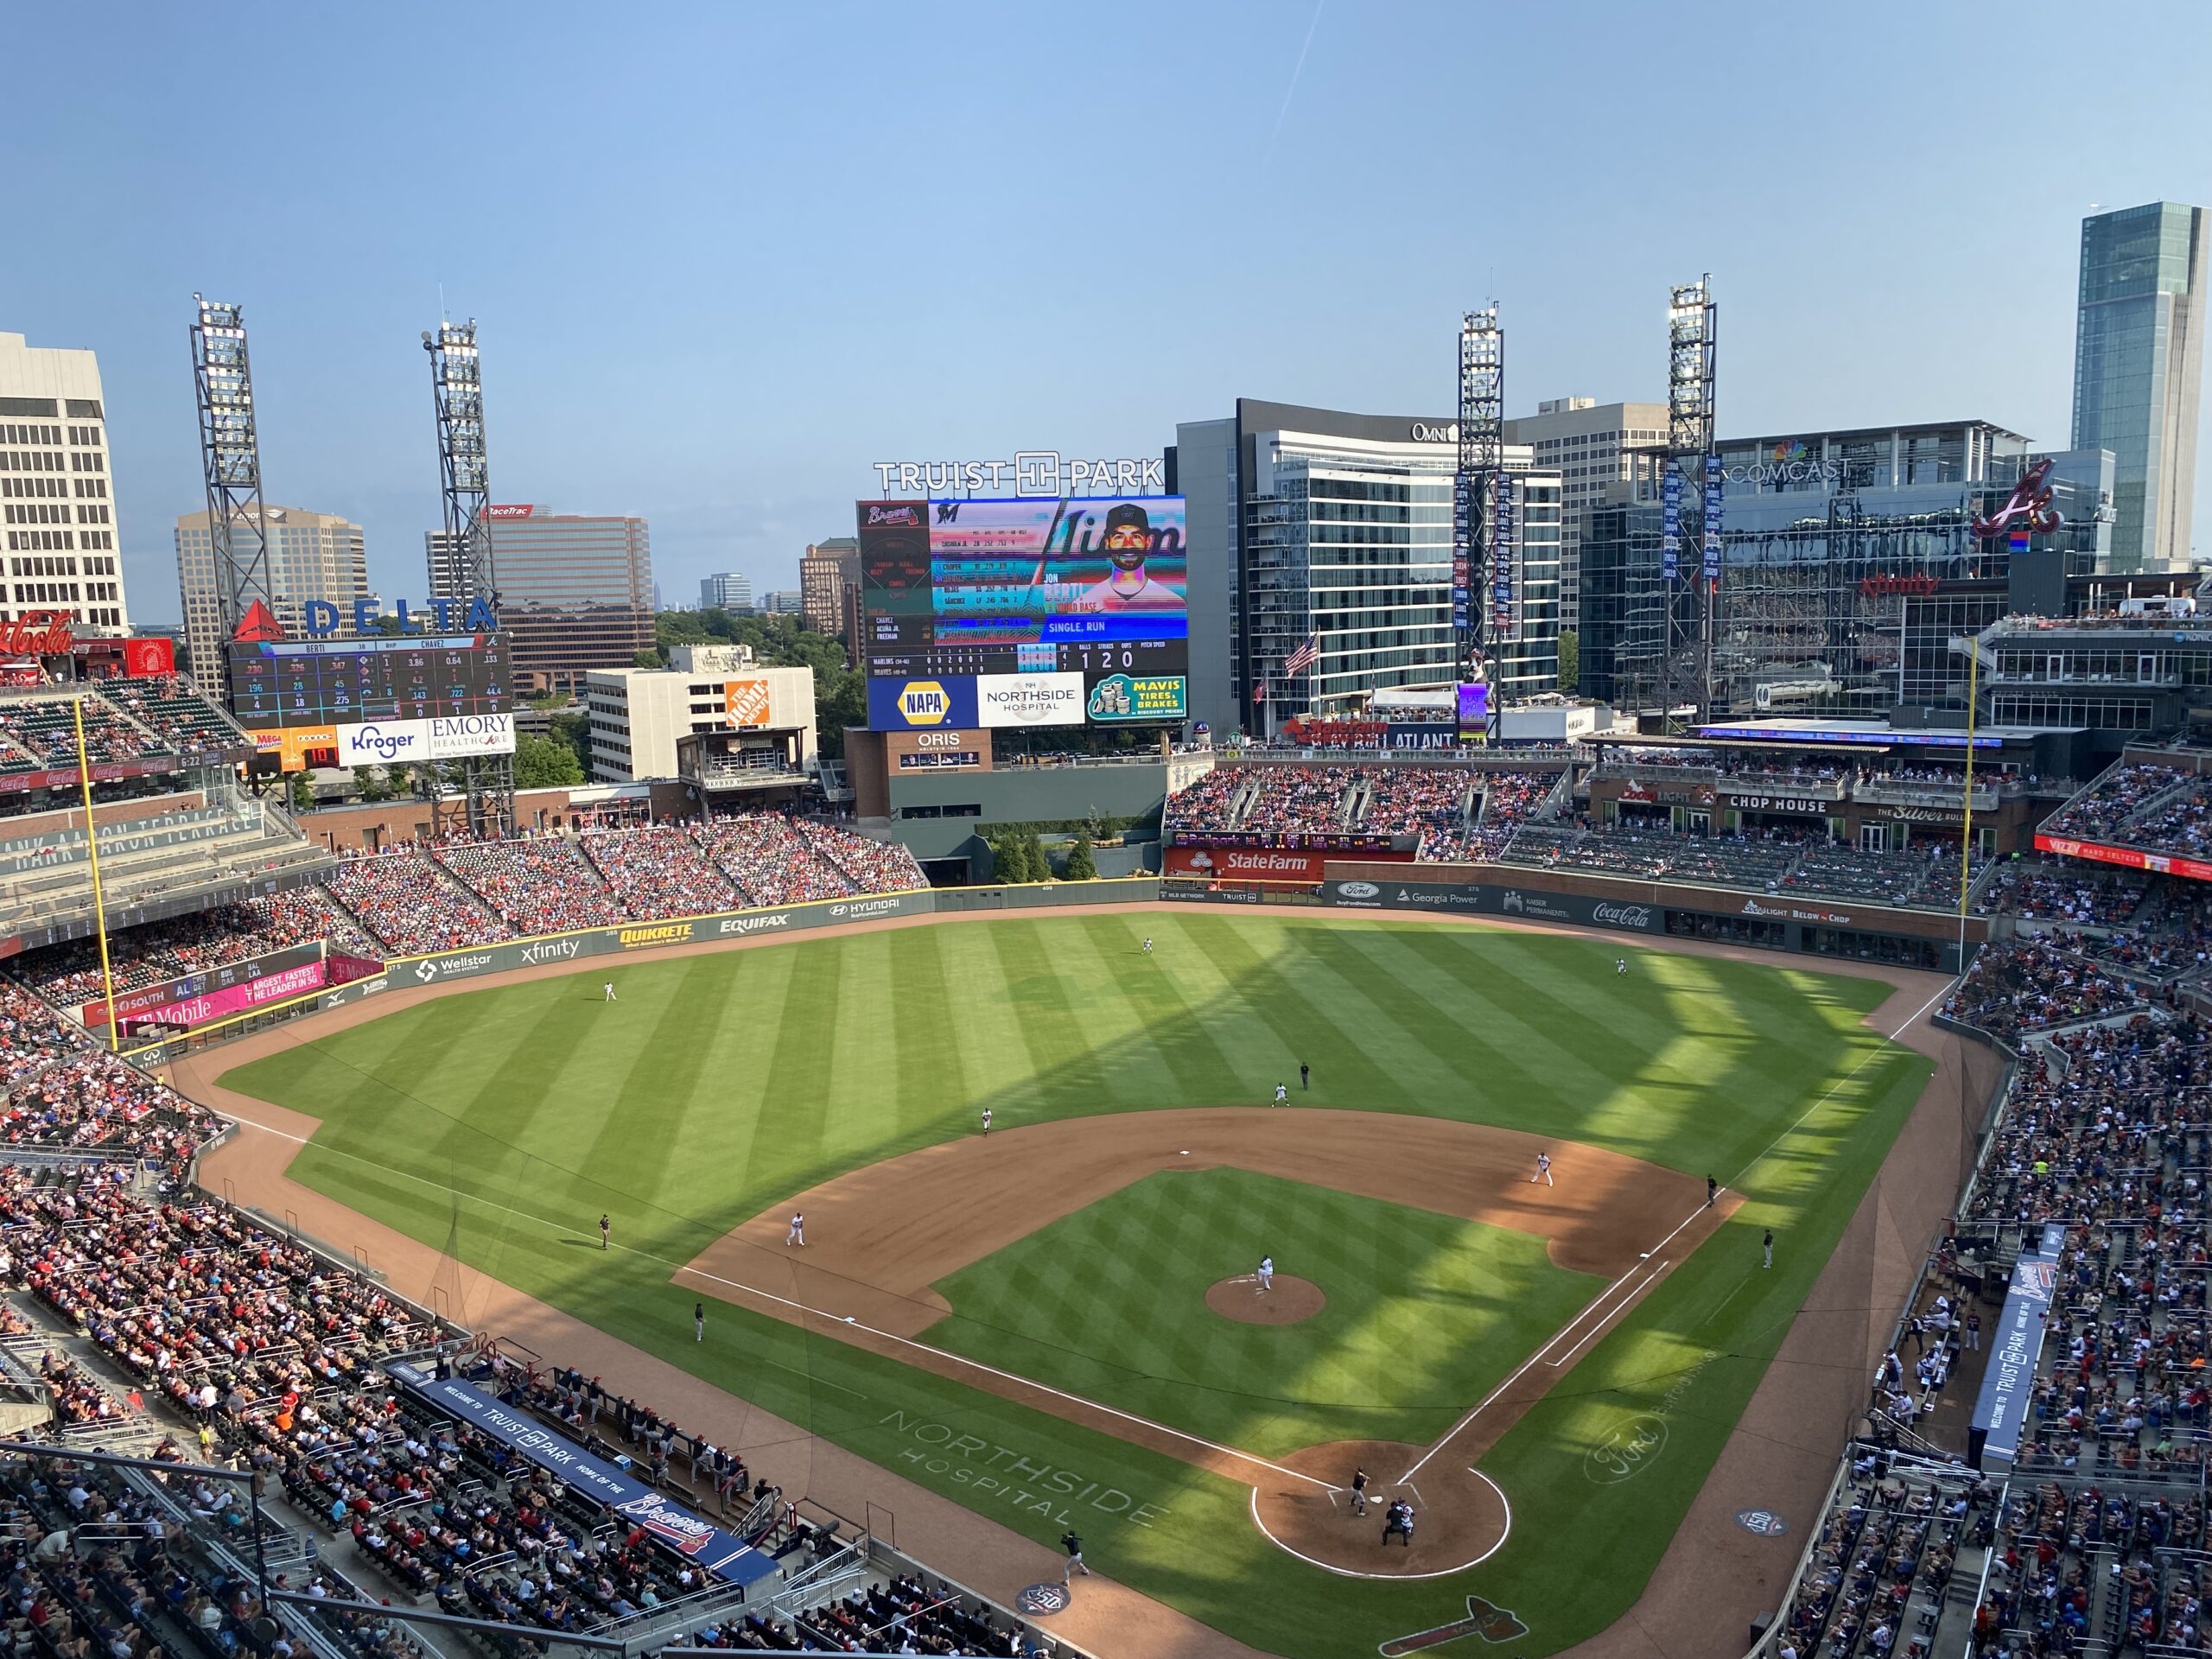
[858,496,1187,730]
[226,633,512,730]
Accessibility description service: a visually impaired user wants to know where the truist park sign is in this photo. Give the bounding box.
[871,452,1167,498]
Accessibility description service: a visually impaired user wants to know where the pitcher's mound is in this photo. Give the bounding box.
[1207,1274,1325,1325]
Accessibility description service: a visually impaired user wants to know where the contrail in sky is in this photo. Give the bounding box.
[1269,0,1327,150]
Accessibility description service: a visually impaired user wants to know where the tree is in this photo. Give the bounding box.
[514,732,586,789]
[633,648,665,670]
[1064,829,1097,881]
[352,765,392,804]
[287,772,315,812]
[548,711,592,777]
[1557,628,1580,695]
[1024,829,1052,882]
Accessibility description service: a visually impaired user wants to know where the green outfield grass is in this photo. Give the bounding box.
[925,1166,1604,1457]
[219,910,1933,1659]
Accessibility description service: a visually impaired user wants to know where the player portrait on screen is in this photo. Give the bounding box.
[1070,503,1183,613]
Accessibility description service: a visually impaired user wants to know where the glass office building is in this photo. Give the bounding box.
[2072,202,2208,572]
[1170,399,1559,734]
[1580,420,2114,718]
[486,508,655,692]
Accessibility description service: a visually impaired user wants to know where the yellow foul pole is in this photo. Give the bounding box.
[1956,628,1980,969]
[72,697,120,1051]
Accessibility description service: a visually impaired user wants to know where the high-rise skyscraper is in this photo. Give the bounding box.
[799,537,858,636]
[2072,201,2208,571]
[1503,398,1669,629]
[176,505,370,672]
[0,332,132,636]
[483,505,654,690]
[699,571,752,611]
[425,530,470,602]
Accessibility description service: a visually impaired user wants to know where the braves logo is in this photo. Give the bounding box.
[1971,458,2062,540]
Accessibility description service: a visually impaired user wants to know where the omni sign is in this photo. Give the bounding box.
[1408,423,1459,442]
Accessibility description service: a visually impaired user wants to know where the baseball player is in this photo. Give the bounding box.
[1274,1082,1287,1104]
[598,1213,610,1250]
[695,1302,705,1342]
[786,1212,805,1248]
[604,982,617,1001]
[1349,1467,1370,1516]
[1141,938,1154,954]
[1530,1152,1553,1186]
[1257,1255,1274,1293]
[981,1108,992,1137]
[1763,1229,1774,1269]
[1707,1175,1718,1208]
[1061,1529,1090,1581]
[1615,958,1627,976]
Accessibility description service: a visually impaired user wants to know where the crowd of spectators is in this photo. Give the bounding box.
[1975,861,2148,927]
[582,825,742,920]
[0,983,213,1164]
[698,815,857,905]
[90,677,246,760]
[14,893,379,1006]
[1361,769,1471,849]
[321,849,512,957]
[2042,762,2200,848]
[434,837,626,937]
[1939,943,2145,1044]
[794,819,925,893]
[1771,1461,1983,1659]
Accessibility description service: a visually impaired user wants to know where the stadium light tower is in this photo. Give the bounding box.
[189,296,276,683]
[423,319,513,837]
[1455,307,1505,701]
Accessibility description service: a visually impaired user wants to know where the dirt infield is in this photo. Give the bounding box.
[172,901,1963,1659]
[1208,1274,1325,1325]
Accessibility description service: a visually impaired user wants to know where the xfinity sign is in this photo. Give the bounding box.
[870,453,1167,498]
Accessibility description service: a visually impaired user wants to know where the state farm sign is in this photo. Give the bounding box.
[1166,847,1325,882]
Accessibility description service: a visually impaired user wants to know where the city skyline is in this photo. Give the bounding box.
[4,0,2209,626]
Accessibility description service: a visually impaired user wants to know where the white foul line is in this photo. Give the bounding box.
[1396,1200,1712,1484]
[1548,1262,1669,1370]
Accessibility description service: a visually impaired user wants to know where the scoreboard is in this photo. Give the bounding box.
[227,634,512,730]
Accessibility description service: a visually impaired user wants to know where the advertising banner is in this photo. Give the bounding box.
[1086,672,1186,723]
[723,678,773,729]
[385,1365,776,1586]
[1456,682,1490,740]
[1385,725,1460,751]
[1662,463,1682,582]
[2036,834,2212,885]
[976,671,1085,728]
[1173,831,1407,854]
[394,891,938,987]
[248,726,340,772]
[1165,847,1326,883]
[1970,1223,2065,1470]
[1319,880,1662,932]
[84,941,326,1027]
[867,676,978,731]
[118,958,332,1034]
[122,639,176,677]
[1702,454,1724,582]
[426,713,516,759]
[339,721,429,766]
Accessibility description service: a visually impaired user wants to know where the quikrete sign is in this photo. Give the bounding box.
[302,597,499,637]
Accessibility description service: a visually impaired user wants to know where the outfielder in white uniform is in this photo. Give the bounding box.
[786,1212,805,1247]
[604,982,617,1001]
[1530,1152,1553,1185]
[1257,1255,1274,1293]
[1273,1083,1287,1104]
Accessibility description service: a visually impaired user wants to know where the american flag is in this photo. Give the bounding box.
[1252,677,1268,705]
[1284,634,1320,675]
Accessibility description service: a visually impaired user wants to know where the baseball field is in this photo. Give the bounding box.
[213,909,1933,1658]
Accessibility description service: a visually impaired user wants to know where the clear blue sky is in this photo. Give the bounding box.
[6,0,2209,623]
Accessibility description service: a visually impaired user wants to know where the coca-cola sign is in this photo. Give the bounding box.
[1591,902,1653,929]
[0,610,73,658]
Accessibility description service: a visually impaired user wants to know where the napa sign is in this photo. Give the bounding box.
[302,597,499,638]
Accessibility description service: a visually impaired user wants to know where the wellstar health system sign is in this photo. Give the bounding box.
[871,452,1166,498]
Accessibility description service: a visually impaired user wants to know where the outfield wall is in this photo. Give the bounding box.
[120,861,1982,1065]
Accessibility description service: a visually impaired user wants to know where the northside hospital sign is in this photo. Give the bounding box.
[871,452,1166,497]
